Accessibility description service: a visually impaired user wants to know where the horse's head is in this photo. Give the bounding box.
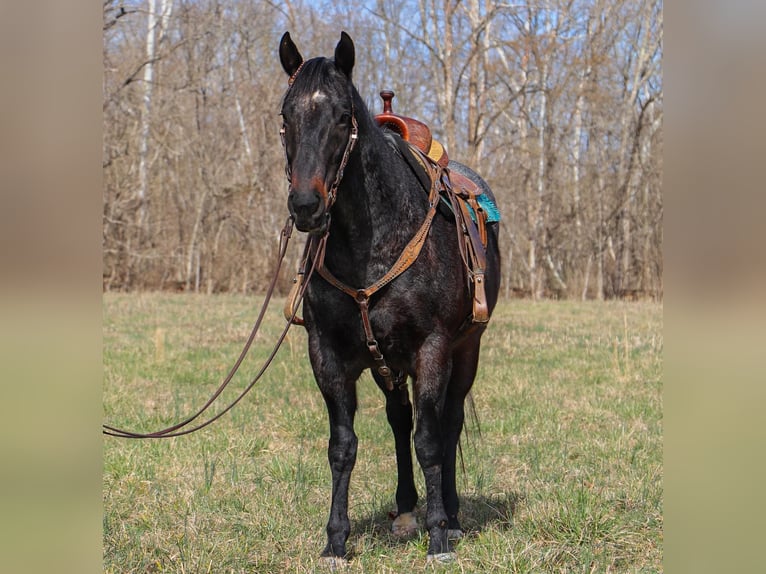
[279,31,358,234]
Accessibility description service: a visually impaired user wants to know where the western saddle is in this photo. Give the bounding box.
[374,90,490,323]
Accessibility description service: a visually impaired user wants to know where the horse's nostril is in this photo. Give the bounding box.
[290,191,321,214]
[289,190,324,231]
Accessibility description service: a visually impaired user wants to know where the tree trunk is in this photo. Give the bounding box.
[136,0,158,235]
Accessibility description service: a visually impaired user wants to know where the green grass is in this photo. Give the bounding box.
[103,293,662,573]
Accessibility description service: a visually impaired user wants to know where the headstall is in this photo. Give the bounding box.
[279,67,359,214]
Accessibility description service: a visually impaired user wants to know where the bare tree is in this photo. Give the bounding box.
[102,0,662,299]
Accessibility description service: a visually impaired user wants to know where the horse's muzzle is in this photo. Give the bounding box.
[288,189,327,234]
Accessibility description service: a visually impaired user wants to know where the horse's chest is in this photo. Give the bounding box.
[309,288,428,358]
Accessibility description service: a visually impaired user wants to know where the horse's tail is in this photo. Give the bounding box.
[458,390,482,477]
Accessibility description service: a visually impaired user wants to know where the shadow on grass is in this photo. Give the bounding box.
[350,491,520,549]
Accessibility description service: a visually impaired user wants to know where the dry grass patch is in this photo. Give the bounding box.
[104,294,661,572]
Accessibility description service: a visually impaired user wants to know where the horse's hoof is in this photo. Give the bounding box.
[319,556,348,571]
[392,511,419,538]
[447,528,464,540]
[426,552,457,565]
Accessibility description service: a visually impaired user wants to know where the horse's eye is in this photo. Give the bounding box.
[338,113,351,126]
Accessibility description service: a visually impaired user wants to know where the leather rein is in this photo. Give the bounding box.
[103,80,446,438]
[103,216,316,438]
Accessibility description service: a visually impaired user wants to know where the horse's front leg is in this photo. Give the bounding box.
[307,324,361,560]
[318,375,358,560]
[413,336,453,560]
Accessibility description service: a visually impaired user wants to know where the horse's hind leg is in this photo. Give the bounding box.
[412,336,453,558]
[441,340,482,538]
[373,371,418,537]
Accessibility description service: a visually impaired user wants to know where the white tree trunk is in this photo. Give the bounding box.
[136,0,173,232]
[572,22,590,251]
[532,7,550,300]
[136,0,158,231]
[229,48,252,168]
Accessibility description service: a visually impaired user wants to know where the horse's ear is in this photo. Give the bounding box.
[334,31,355,78]
[279,32,303,78]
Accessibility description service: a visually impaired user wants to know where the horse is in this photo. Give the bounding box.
[278,31,501,563]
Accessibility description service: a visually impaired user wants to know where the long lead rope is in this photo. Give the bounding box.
[103,217,315,439]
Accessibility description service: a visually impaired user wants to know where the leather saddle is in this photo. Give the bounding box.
[374,91,482,199]
[374,90,490,324]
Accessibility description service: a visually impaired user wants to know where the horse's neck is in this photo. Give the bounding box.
[325,119,426,280]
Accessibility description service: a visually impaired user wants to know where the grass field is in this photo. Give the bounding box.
[103,293,662,573]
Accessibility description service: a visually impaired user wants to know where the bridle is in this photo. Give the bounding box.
[279,72,359,218]
[280,115,358,217]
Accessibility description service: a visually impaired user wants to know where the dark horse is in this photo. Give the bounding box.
[278,31,501,562]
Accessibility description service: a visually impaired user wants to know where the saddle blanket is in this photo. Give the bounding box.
[438,192,500,224]
[466,193,501,223]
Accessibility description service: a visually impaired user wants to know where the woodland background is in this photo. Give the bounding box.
[102,0,662,300]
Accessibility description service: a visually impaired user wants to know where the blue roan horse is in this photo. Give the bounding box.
[278,31,501,562]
